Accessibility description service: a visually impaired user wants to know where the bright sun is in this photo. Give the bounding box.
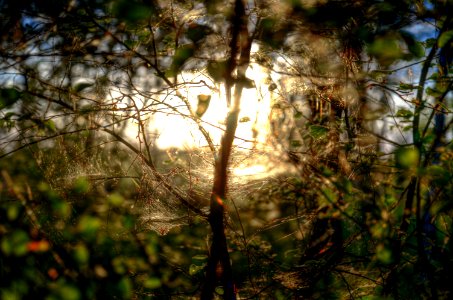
[152,62,272,151]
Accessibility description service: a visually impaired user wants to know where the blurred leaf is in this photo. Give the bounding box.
[108,193,124,207]
[402,124,412,132]
[426,165,450,185]
[112,0,156,23]
[192,254,208,261]
[322,187,337,203]
[398,83,417,91]
[309,125,328,139]
[207,59,228,82]
[438,30,453,48]
[395,108,413,118]
[215,286,224,295]
[395,147,419,169]
[237,77,255,89]
[367,35,403,66]
[1,230,29,256]
[48,281,81,300]
[294,111,303,119]
[424,38,437,48]
[268,83,278,91]
[290,140,302,147]
[144,277,161,289]
[7,203,21,221]
[258,18,287,49]
[0,88,21,109]
[407,41,425,58]
[239,116,250,122]
[73,243,90,265]
[189,264,205,276]
[400,30,424,58]
[77,215,101,236]
[1,288,24,300]
[44,120,57,132]
[52,198,71,218]
[72,177,90,194]
[118,277,132,299]
[428,72,439,80]
[169,44,195,76]
[376,244,393,264]
[335,177,352,194]
[195,94,211,118]
[187,24,211,43]
[426,87,443,97]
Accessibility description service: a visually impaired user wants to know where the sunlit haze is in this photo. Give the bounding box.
[151,63,272,150]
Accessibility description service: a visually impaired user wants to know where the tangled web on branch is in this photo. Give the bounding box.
[137,153,212,235]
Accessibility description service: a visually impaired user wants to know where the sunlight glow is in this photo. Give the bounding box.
[153,63,272,151]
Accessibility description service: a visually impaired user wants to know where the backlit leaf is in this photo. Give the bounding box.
[395,147,419,168]
[438,30,453,48]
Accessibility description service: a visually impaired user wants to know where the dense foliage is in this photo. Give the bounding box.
[1,0,452,299]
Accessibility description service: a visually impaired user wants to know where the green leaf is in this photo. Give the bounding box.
[294,111,303,119]
[207,60,228,82]
[395,108,413,119]
[0,88,21,109]
[322,187,337,203]
[398,83,417,90]
[426,165,450,185]
[170,45,195,76]
[426,87,443,97]
[73,177,90,193]
[77,215,101,236]
[108,193,124,207]
[73,243,90,265]
[400,30,425,58]
[1,230,29,256]
[112,0,156,23]
[309,125,328,139]
[192,254,208,261]
[215,287,224,295]
[402,124,412,132]
[258,18,287,49]
[239,116,250,123]
[187,24,211,43]
[52,199,71,218]
[376,244,393,264]
[428,72,439,80]
[118,277,132,299]
[395,147,419,169]
[144,277,161,289]
[408,41,425,58]
[424,38,437,48]
[44,120,57,132]
[49,282,81,300]
[438,30,453,48]
[367,35,403,66]
[189,264,204,276]
[290,140,302,147]
[7,203,21,221]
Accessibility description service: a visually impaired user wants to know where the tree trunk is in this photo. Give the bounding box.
[201,0,250,299]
